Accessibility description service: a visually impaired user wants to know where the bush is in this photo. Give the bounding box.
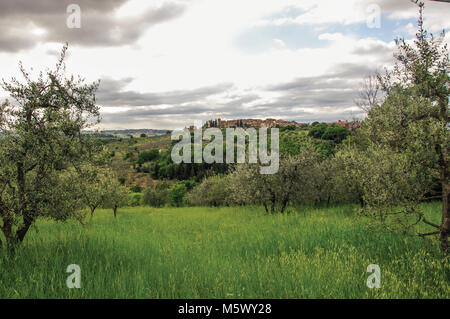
[280,125,296,132]
[170,183,187,207]
[130,185,142,193]
[321,125,350,143]
[187,175,230,206]
[137,149,159,164]
[308,123,328,139]
[128,193,143,207]
[143,184,170,207]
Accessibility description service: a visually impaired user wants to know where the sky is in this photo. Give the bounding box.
[0,0,449,130]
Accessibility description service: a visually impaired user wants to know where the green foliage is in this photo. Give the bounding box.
[79,167,108,216]
[0,43,101,249]
[170,182,187,207]
[150,150,228,181]
[127,193,143,207]
[228,142,325,213]
[137,149,159,164]
[187,175,230,206]
[279,130,308,155]
[279,126,348,157]
[101,174,130,217]
[321,125,350,143]
[130,185,142,193]
[279,125,297,132]
[309,123,350,143]
[142,183,170,207]
[180,179,198,191]
[308,123,328,138]
[337,3,449,252]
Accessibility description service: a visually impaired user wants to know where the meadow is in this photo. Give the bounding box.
[0,202,448,299]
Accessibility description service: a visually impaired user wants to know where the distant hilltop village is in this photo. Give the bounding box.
[205,118,300,129]
[197,118,360,130]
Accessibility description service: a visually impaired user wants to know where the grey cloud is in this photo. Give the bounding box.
[0,0,186,52]
[265,64,370,113]
[98,77,134,93]
[330,63,378,79]
[97,78,234,107]
[352,43,388,55]
[98,88,263,129]
[100,101,363,130]
[268,62,375,94]
[0,32,35,52]
[92,77,262,128]
[373,0,450,31]
[253,63,375,118]
[0,0,128,16]
[100,104,227,128]
[97,62,372,129]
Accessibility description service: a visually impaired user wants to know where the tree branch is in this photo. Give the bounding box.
[421,195,442,201]
[417,212,441,229]
[418,230,440,238]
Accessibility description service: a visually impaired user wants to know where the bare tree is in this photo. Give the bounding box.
[354,74,383,112]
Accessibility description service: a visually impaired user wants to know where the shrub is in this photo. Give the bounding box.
[143,184,170,207]
[130,185,142,193]
[128,193,143,207]
[187,175,230,206]
[279,125,296,132]
[321,125,350,143]
[137,149,159,164]
[170,183,187,207]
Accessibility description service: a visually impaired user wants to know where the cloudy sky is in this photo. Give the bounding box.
[0,0,449,129]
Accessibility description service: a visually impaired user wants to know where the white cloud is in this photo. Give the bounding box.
[318,33,344,41]
[395,22,417,36]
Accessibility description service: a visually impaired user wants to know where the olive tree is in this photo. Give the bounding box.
[102,174,130,218]
[143,183,170,207]
[330,142,368,207]
[229,141,323,213]
[0,44,101,251]
[350,3,449,252]
[186,175,230,207]
[79,166,108,220]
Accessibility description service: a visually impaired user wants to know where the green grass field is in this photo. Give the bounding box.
[0,203,448,298]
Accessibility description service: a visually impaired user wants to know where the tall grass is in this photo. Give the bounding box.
[0,202,448,298]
